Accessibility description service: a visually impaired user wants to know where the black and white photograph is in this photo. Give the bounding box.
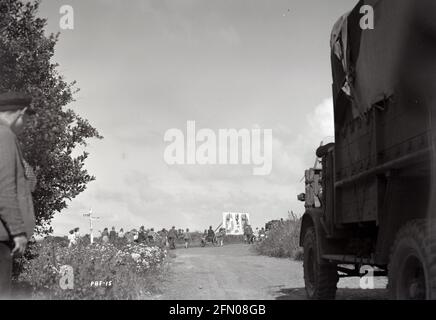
[1,0,436,309]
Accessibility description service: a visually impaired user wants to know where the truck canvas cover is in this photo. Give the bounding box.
[331,0,436,125]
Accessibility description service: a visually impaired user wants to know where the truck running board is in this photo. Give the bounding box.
[322,254,374,265]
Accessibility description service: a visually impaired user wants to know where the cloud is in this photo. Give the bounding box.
[43,0,347,236]
[307,97,334,142]
[52,97,336,235]
[260,97,334,184]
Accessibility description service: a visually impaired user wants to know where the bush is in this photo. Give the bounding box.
[13,238,168,300]
[253,215,302,260]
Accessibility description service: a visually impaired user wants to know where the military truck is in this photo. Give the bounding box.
[298,0,436,299]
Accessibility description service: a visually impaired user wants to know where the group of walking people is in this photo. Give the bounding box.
[96,225,226,250]
[244,225,267,244]
[89,225,189,250]
[97,226,169,246]
[201,226,226,247]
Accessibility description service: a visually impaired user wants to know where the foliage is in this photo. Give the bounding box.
[0,0,102,235]
[14,237,168,300]
[253,214,303,260]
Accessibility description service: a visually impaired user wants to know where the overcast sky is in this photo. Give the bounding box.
[37,0,356,236]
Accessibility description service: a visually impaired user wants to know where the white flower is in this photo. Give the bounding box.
[131,253,141,261]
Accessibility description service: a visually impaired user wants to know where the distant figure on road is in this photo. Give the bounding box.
[207,226,215,243]
[159,228,169,247]
[178,229,184,238]
[253,227,260,242]
[264,228,270,240]
[101,228,109,243]
[183,228,191,248]
[109,226,117,243]
[68,230,76,247]
[138,226,147,243]
[148,228,157,244]
[216,228,226,247]
[125,230,135,243]
[74,227,80,243]
[118,228,124,238]
[168,226,178,249]
[244,224,254,244]
[132,229,139,242]
[259,227,266,240]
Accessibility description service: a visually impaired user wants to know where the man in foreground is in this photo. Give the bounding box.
[0,91,36,299]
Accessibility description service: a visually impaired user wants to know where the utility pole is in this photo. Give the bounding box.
[83,208,100,244]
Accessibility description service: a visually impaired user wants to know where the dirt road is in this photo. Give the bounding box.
[155,243,388,300]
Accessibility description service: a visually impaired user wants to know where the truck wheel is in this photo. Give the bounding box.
[303,227,338,300]
[388,220,436,300]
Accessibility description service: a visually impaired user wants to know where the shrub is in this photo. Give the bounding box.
[13,238,168,300]
[253,215,302,260]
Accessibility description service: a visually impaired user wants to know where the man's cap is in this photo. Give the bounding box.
[0,91,35,115]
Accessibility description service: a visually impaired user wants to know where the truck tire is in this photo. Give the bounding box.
[388,220,436,300]
[303,227,339,300]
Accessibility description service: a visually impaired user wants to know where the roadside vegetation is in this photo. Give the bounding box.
[12,237,169,300]
[253,214,303,260]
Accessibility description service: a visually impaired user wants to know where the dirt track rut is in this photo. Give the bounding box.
[154,244,388,300]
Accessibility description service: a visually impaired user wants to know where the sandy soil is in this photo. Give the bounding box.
[153,243,389,300]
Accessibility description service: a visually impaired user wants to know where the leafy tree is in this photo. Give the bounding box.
[0,0,103,235]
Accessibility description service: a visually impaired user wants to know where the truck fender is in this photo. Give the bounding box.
[299,209,327,260]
